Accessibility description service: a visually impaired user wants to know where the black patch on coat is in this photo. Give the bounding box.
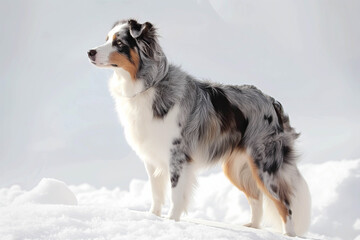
[128,19,142,32]
[258,142,295,175]
[172,138,181,145]
[289,209,292,215]
[263,159,280,174]
[171,173,179,188]
[185,153,192,163]
[200,85,248,137]
[271,184,278,193]
[273,100,292,134]
[264,115,273,124]
[282,145,290,157]
[170,148,191,164]
[284,199,290,207]
[115,26,138,49]
[169,146,191,188]
[262,141,281,174]
[273,101,284,132]
[124,32,138,49]
[282,145,291,162]
[254,158,261,168]
[282,145,296,165]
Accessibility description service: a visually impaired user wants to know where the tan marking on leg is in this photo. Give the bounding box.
[247,155,289,223]
[223,159,245,192]
[222,149,260,200]
[108,49,140,80]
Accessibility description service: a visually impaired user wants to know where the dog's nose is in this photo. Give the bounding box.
[87,49,97,61]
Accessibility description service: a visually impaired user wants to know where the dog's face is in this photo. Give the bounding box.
[88,19,155,80]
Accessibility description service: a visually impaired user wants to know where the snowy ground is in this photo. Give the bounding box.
[1,159,359,240]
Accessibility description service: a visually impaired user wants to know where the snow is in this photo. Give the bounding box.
[1,160,359,240]
[0,206,299,240]
[12,178,77,206]
[355,219,360,231]
[300,160,360,240]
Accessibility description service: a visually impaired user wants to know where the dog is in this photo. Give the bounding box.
[88,19,311,236]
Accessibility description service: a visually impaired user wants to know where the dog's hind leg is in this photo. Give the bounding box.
[244,195,263,228]
[144,162,169,216]
[168,148,196,221]
[247,144,297,237]
[223,150,263,228]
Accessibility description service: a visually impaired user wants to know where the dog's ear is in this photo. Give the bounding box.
[128,19,158,58]
[128,19,153,39]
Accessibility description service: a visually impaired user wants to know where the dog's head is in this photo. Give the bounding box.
[88,19,163,81]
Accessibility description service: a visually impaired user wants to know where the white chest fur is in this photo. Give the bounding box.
[110,76,181,170]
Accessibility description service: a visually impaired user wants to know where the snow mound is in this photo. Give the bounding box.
[13,178,77,206]
[300,159,360,240]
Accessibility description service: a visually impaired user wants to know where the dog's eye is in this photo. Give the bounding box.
[116,40,123,46]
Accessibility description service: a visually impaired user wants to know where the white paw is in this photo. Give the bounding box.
[168,214,180,221]
[244,222,260,229]
[149,206,161,217]
[284,231,296,237]
[168,209,181,221]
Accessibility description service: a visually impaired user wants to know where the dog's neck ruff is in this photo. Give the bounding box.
[113,68,168,99]
[116,84,153,99]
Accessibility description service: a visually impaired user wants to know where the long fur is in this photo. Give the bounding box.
[88,19,311,236]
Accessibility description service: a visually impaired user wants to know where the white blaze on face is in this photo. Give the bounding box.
[91,24,127,66]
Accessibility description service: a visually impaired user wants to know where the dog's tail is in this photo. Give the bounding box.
[263,170,311,236]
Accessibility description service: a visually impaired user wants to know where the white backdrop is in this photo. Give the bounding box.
[1,0,359,189]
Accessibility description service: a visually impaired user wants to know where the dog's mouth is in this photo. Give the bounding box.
[90,60,118,68]
[89,60,105,66]
[90,60,105,67]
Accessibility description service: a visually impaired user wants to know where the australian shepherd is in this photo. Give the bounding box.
[88,19,311,236]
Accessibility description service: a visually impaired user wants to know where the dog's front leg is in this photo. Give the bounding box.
[144,162,168,216]
[168,149,196,221]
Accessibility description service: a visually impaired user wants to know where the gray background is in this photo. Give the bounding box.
[1,0,359,189]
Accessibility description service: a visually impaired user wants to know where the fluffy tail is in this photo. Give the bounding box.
[263,171,311,236]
